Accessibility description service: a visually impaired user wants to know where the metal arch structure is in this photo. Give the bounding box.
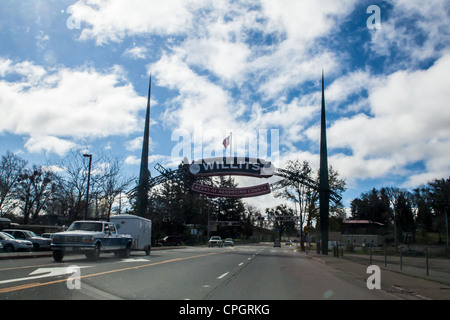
[141,162,341,205]
[271,167,342,204]
[129,160,341,252]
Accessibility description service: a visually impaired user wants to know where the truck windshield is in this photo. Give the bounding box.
[68,222,103,232]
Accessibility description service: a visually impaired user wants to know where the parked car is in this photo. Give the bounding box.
[158,235,183,246]
[273,240,281,247]
[41,233,55,239]
[208,236,223,248]
[3,229,52,251]
[0,231,33,252]
[224,238,234,247]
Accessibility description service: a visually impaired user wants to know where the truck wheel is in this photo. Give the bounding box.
[120,243,131,258]
[53,250,64,262]
[86,243,101,260]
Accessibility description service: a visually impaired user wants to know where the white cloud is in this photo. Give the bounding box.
[326,53,450,186]
[260,0,357,42]
[24,135,77,156]
[152,54,239,135]
[123,45,148,60]
[0,59,146,155]
[125,137,143,152]
[182,38,251,83]
[369,0,450,67]
[71,0,196,45]
[125,154,174,168]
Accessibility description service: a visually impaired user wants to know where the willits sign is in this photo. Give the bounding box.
[189,157,274,198]
[191,182,271,198]
[189,157,275,178]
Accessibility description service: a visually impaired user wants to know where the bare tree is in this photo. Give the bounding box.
[275,160,346,250]
[95,157,133,221]
[0,151,27,216]
[50,150,96,224]
[275,160,316,250]
[15,166,56,224]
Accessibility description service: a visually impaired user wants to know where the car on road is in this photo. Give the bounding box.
[158,235,183,246]
[273,240,281,247]
[223,238,234,247]
[41,233,55,240]
[0,231,33,252]
[3,229,51,251]
[208,236,223,247]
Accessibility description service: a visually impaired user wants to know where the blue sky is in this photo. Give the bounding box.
[1,0,450,212]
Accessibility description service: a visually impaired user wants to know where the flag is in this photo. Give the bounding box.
[222,135,230,149]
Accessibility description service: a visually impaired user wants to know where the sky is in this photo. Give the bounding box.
[1,0,450,214]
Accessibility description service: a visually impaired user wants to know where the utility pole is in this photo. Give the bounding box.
[319,71,330,255]
[83,153,92,220]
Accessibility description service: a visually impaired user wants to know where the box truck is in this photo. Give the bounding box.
[110,214,152,255]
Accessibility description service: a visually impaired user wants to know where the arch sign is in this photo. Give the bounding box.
[189,157,274,198]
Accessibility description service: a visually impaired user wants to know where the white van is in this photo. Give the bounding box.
[110,214,152,255]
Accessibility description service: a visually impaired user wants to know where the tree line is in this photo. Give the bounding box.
[0,150,132,226]
[350,178,449,245]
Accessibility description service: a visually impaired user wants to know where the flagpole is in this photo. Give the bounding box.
[229,132,232,158]
[229,132,232,183]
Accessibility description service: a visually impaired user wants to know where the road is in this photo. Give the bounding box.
[0,244,401,300]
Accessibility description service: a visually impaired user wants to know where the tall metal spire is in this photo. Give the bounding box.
[136,75,151,217]
[319,70,330,255]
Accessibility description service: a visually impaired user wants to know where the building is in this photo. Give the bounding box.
[341,220,385,247]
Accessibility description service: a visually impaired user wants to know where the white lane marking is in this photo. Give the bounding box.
[238,262,244,266]
[0,266,92,285]
[121,258,150,263]
[217,272,229,279]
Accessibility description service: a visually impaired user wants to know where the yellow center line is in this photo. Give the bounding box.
[0,251,225,294]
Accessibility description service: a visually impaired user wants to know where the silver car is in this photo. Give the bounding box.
[3,229,52,251]
[224,238,234,247]
[0,231,33,252]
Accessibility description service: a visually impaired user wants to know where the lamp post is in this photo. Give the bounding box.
[83,154,92,220]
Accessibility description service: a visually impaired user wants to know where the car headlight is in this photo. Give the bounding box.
[83,236,94,243]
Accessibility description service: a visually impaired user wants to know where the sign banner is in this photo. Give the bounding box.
[189,157,274,178]
[191,182,271,198]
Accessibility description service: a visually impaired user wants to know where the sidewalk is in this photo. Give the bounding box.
[302,251,450,300]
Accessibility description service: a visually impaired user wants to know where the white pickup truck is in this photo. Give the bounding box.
[51,220,133,262]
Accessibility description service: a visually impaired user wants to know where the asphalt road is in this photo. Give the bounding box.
[0,244,401,300]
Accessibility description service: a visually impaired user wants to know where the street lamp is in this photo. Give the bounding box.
[83,154,92,220]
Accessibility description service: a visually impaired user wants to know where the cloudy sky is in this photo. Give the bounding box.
[1,0,449,211]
